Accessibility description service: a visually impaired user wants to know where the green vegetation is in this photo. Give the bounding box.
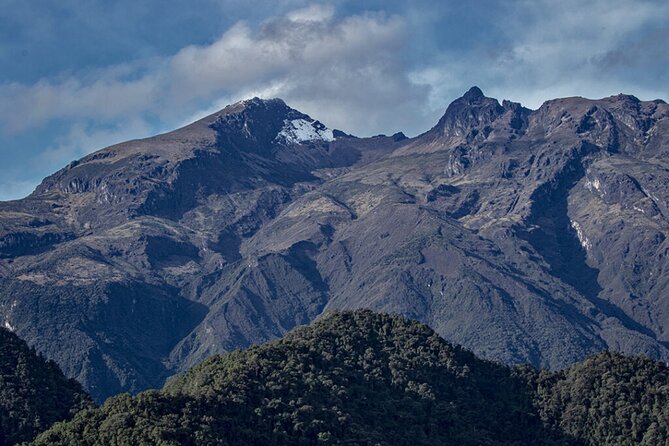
[19,311,669,445]
[526,351,669,445]
[0,328,91,446]
[29,311,570,445]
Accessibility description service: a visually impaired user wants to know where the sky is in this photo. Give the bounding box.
[0,0,668,200]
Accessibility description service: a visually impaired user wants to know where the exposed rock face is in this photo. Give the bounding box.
[1,89,669,401]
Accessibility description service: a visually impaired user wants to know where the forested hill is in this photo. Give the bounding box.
[525,351,669,445]
[0,328,91,446]
[28,311,669,445]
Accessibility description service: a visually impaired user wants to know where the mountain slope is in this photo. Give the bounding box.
[0,328,92,446]
[1,89,669,401]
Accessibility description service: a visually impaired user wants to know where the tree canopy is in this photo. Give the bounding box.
[0,327,91,446]
[20,311,669,446]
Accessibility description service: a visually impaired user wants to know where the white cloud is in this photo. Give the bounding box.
[6,0,664,143]
[495,0,669,104]
[0,74,160,133]
[0,4,428,137]
[411,0,669,111]
[33,118,153,168]
[286,4,335,22]
[165,8,427,134]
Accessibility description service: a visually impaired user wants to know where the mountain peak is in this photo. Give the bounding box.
[210,97,337,148]
[219,96,293,119]
[462,86,485,102]
[237,96,288,109]
[433,87,505,137]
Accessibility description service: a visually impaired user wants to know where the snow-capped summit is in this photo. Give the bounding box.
[277,118,335,144]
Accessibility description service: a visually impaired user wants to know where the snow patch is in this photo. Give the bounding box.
[570,219,591,251]
[641,186,661,207]
[585,177,602,193]
[4,320,14,331]
[277,118,335,144]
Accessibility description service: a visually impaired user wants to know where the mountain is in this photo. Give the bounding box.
[29,311,669,446]
[1,89,669,401]
[0,327,92,446]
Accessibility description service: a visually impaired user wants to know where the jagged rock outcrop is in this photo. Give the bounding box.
[1,88,669,401]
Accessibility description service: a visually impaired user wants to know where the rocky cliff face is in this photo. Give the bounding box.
[1,88,668,401]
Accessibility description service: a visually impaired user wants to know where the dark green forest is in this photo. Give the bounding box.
[526,351,669,445]
[16,311,669,446]
[0,328,91,446]
[2,311,668,445]
[29,311,564,445]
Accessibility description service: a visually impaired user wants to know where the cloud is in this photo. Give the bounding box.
[0,4,429,137]
[0,75,160,133]
[411,0,669,110]
[5,1,666,138]
[501,0,669,88]
[286,4,335,22]
[33,118,153,169]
